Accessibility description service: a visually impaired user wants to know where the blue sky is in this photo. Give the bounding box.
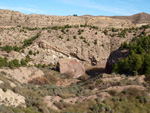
[0,0,150,16]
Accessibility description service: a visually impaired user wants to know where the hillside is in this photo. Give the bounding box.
[111,12,150,26]
[0,24,141,68]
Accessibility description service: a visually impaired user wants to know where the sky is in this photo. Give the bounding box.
[0,0,150,16]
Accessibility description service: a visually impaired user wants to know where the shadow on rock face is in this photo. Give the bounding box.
[86,67,105,78]
[105,49,129,73]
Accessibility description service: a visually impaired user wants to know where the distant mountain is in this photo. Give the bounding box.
[111,12,150,25]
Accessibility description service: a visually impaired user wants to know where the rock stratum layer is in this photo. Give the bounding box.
[0,9,134,28]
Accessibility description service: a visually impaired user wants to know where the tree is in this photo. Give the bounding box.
[1,45,13,53]
[8,61,15,69]
[73,14,78,16]
[144,53,150,75]
[29,50,33,55]
[12,59,20,67]
[112,63,119,73]
[20,59,27,66]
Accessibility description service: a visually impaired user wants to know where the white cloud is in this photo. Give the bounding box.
[0,6,46,14]
[57,0,139,15]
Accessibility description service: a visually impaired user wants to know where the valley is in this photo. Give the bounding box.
[0,9,150,113]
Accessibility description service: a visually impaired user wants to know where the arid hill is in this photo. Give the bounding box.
[0,9,133,28]
[111,12,150,27]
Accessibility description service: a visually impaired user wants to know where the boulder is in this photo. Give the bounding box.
[58,58,85,78]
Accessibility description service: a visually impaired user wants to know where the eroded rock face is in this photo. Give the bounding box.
[58,58,85,78]
[36,28,111,67]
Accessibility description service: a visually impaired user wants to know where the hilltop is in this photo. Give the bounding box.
[0,9,133,28]
[0,10,150,29]
[111,12,150,26]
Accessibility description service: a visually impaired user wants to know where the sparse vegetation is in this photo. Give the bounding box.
[23,33,40,48]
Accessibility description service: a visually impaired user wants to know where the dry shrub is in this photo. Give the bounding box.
[28,76,50,85]
[45,73,58,84]
[145,76,150,83]
[108,90,117,96]
[122,88,144,97]
[78,74,89,81]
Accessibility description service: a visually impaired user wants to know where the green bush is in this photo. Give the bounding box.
[105,105,111,111]
[73,36,77,39]
[1,45,13,53]
[2,88,7,92]
[103,29,108,35]
[20,59,27,66]
[23,33,40,48]
[94,40,97,45]
[29,50,33,55]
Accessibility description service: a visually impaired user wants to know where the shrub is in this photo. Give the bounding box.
[87,43,90,46]
[21,49,24,53]
[26,55,30,62]
[103,29,108,35]
[29,50,33,55]
[20,59,27,66]
[2,88,7,92]
[59,35,63,39]
[101,44,104,47]
[73,36,77,39]
[94,40,97,45]
[37,51,39,54]
[105,105,111,111]
[28,77,50,85]
[12,59,20,67]
[1,45,13,53]
[23,33,40,48]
